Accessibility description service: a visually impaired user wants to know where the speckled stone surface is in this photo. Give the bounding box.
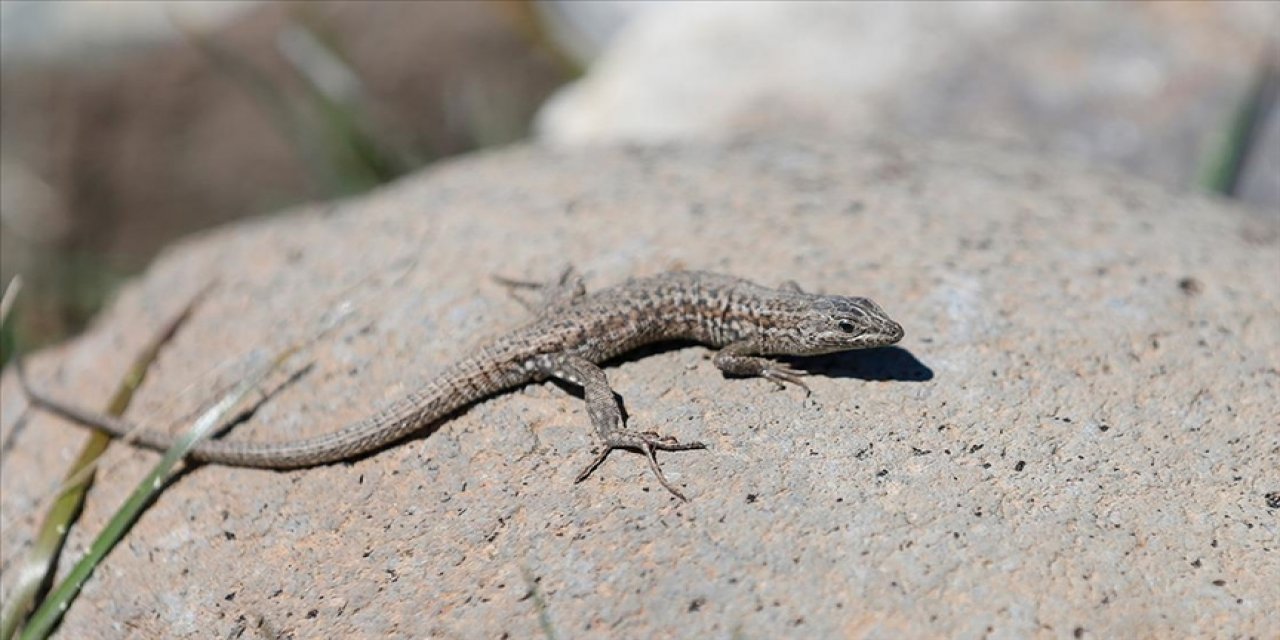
[2,136,1276,638]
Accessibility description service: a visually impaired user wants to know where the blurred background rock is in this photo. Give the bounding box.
[1,0,1276,360]
[0,0,573,355]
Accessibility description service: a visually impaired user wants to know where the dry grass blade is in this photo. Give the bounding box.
[0,285,211,640]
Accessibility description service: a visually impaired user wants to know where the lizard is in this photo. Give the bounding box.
[18,270,905,500]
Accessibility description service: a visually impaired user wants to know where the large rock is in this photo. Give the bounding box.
[2,136,1276,638]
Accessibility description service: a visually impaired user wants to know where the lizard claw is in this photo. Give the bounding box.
[764,365,811,396]
[575,448,612,485]
[639,431,707,452]
[575,431,706,501]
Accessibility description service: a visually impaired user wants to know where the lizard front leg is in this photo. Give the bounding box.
[713,340,811,395]
[534,353,704,501]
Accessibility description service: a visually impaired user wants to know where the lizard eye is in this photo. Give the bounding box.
[837,321,856,334]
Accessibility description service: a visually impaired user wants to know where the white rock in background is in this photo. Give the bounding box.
[534,2,1024,146]
[534,1,1280,209]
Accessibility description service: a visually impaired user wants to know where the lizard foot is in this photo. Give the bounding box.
[763,364,811,396]
[575,430,706,501]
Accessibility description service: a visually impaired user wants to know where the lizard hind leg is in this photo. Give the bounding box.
[778,279,804,293]
[535,353,705,501]
[493,265,587,316]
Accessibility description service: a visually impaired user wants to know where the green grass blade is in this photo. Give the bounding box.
[16,347,290,640]
[1200,57,1278,195]
[0,286,210,640]
[0,277,22,369]
[521,565,558,640]
[0,277,20,328]
[9,268,369,638]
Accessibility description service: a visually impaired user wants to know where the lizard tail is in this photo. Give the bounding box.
[16,357,472,469]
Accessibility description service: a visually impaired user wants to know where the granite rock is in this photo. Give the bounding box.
[2,136,1276,638]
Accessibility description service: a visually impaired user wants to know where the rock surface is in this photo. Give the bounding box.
[2,136,1277,638]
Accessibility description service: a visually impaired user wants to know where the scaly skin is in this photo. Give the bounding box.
[20,270,904,500]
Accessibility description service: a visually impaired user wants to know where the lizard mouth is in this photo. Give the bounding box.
[846,322,903,349]
[883,321,905,344]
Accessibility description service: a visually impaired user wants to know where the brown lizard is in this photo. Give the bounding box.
[19,270,904,500]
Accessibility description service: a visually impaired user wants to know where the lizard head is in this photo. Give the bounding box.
[764,294,904,355]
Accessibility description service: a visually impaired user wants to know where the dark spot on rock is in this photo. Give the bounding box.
[1015,460,1026,472]
[1265,491,1280,509]
[746,494,758,503]
[1178,277,1203,295]
[223,531,236,541]
[224,592,236,601]
[1212,579,1226,587]
[306,609,319,619]
[688,597,705,612]
[877,469,889,477]
[1074,627,1085,638]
